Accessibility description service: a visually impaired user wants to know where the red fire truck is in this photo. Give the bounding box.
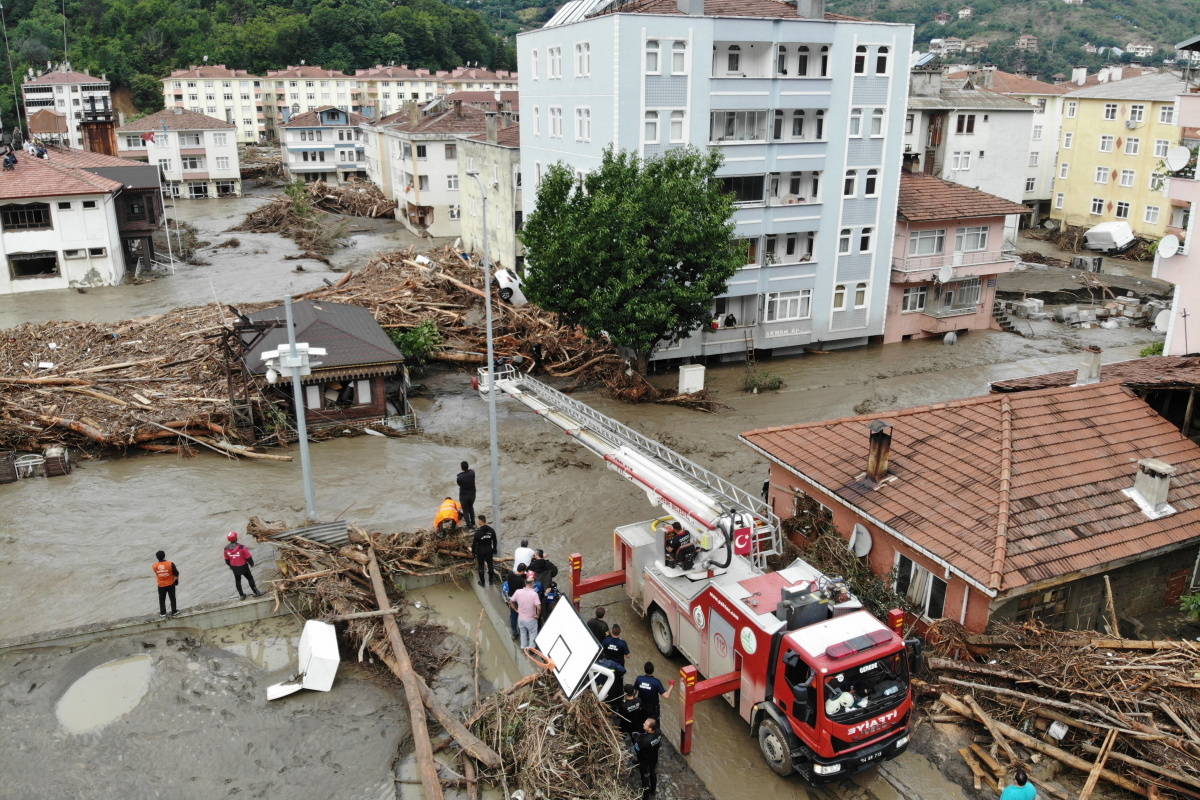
[486,369,920,782]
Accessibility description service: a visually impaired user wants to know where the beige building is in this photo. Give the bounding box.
[261,66,357,140]
[355,64,441,121]
[457,115,523,272]
[437,67,518,95]
[161,65,263,142]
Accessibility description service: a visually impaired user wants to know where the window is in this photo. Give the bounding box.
[875,46,889,75]
[8,251,59,279]
[859,228,873,253]
[1032,125,1042,141]
[1115,201,1130,219]
[909,229,945,256]
[670,110,684,142]
[645,40,660,73]
[672,42,686,74]
[1145,205,1160,224]
[864,169,878,197]
[721,175,765,204]
[777,45,788,75]
[1028,152,1039,167]
[448,204,461,220]
[833,283,847,310]
[575,107,592,142]
[738,237,759,265]
[853,282,868,308]
[447,174,459,190]
[1099,135,1114,153]
[534,106,540,136]
[123,134,142,149]
[895,554,947,620]
[216,156,230,170]
[901,286,926,312]
[1063,132,1073,149]
[905,113,914,134]
[1125,138,1140,155]
[764,289,811,321]
[843,170,857,197]
[792,110,805,138]
[179,133,201,146]
[955,225,988,252]
[1066,101,1077,118]
[180,155,202,171]
[416,144,427,159]
[644,111,659,143]
[854,45,866,75]
[849,108,862,137]
[1129,104,1145,123]
[1095,166,1109,184]
[549,46,563,79]
[1060,162,1070,180]
[838,229,851,254]
[1025,178,1036,192]
[955,114,975,134]
[951,151,971,171]
[88,247,106,257]
[871,109,884,137]
[1055,193,1064,209]
[1155,139,1170,158]
[575,42,591,77]
[796,45,810,76]
[820,46,829,77]
[57,201,72,210]
[532,50,539,80]
[417,175,429,190]
[550,107,563,138]
[1120,169,1135,187]
[1,202,53,230]
[1103,103,1118,121]
[213,132,227,146]
[1160,105,1176,125]
[727,44,740,73]
[1091,197,1105,215]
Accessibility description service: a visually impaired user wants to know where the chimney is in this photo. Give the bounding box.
[1072,65,1087,85]
[407,101,420,126]
[676,0,704,14]
[1076,345,1102,385]
[796,0,825,18]
[1130,458,1176,516]
[978,65,995,89]
[866,420,893,482]
[486,110,498,144]
[454,98,463,118]
[1109,65,1123,81]
[1098,67,1110,83]
[173,107,184,115]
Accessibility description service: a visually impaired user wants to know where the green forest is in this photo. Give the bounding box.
[0,0,518,124]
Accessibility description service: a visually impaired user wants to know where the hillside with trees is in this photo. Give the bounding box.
[0,0,517,124]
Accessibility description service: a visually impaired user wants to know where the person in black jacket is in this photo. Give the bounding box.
[614,684,646,745]
[529,549,558,607]
[471,515,497,587]
[634,718,663,800]
[456,461,477,531]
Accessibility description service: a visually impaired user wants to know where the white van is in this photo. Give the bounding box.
[1083,221,1137,255]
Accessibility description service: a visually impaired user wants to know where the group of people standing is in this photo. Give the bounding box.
[504,539,561,650]
[150,532,262,617]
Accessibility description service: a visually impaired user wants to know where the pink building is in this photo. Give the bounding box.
[884,172,1029,344]
[1155,73,1200,355]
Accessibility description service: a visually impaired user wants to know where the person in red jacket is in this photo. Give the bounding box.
[223,532,262,599]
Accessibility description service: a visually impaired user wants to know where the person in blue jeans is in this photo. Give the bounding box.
[999,769,1037,800]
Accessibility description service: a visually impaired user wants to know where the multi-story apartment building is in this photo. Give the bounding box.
[457,113,524,271]
[904,63,1035,241]
[947,67,1072,226]
[21,63,111,149]
[160,65,264,143]
[518,0,912,362]
[116,109,243,198]
[279,106,369,184]
[355,64,441,121]
[1052,71,1188,239]
[261,66,357,140]
[437,67,519,94]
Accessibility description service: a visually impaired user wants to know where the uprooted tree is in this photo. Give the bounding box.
[520,146,743,373]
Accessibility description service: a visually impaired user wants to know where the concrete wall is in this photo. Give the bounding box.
[0,192,125,295]
[1156,91,1200,357]
[457,136,523,270]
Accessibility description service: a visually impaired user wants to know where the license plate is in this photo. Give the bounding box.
[860,752,882,763]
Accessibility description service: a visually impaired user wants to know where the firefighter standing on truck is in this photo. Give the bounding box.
[224,532,262,599]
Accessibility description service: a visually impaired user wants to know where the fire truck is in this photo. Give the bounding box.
[483,367,919,783]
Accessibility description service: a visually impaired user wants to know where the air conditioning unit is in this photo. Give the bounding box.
[1125,120,1138,129]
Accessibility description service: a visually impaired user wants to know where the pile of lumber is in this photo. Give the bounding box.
[305,180,397,218]
[926,619,1200,799]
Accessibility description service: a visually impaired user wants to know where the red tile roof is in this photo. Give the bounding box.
[280,106,370,129]
[0,157,122,200]
[380,102,488,134]
[897,172,1031,221]
[355,65,435,80]
[468,123,521,148]
[593,0,860,19]
[440,67,517,82]
[166,65,258,80]
[118,109,235,132]
[946,69,1074,96]
[40,147,151,169]
[741,381,1200,597]
[991,356,1200,392]
[265,66,352,80]
[23,68,107,86]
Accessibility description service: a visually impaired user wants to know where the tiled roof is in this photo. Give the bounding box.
[265,65,352,80]
[0,157,122,200]
[908,88,1037,111]
[468,123,521,148]
[1064,70,1185,101]
[244,300,403,373]
[897,173,1031,221]
[946,69,1074,96]
[381,103,488,134]
[741,381,1200,596]
[991,356,1200,392]
[593,0,862,20]
[441,67,517,82]
[280,106,370,128]
[42,147,150,169]
[23,68,107,86]
[355,64,434,80]
[118,109,235,131]
[166,65,258,80]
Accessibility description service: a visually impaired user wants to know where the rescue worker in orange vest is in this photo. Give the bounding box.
[153,550,179,618]
[434,496,462,538]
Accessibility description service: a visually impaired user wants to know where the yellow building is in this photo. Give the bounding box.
[1052,71,1189,239]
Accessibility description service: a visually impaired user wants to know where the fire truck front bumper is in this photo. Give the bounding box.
[799,727,910,784]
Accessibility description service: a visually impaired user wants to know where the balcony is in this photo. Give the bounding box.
[890,249,1018,283]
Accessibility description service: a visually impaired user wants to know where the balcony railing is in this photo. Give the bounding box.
[923,305,981,319]
[891,249,1017,273]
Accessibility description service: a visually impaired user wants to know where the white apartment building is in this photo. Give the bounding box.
[262,66,358,140]
[356,64,443,121]
[116,109,243,198]
[161,65,264,143]
[1125,43,1156,59]
[437,67,519,94]
[21,63,111,149]
[0,158,126,294]
[279,106,369,184]
[519,0,913,361]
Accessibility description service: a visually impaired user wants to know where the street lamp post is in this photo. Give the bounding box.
[466,169,502,552]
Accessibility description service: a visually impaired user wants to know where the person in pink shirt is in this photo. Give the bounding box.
[509,576,542,652]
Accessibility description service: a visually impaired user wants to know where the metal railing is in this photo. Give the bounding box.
[891,249,1018,273]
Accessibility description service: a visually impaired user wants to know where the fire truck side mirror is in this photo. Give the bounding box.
[904,638,924,675]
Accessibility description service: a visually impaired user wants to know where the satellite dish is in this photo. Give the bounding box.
[1167,146,1191,173]
[1159,234,1180,259]
[937,264,954,284]
[1154,310,1170,333]
[848,524,873,558]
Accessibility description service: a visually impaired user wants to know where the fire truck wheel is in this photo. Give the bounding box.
[649,607,677,658]
[758,718,795,777]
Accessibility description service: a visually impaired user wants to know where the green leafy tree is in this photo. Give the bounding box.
[130,73,164,112]
[521,146,742,373]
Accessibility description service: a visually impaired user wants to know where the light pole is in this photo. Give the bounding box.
[466,169,502,551]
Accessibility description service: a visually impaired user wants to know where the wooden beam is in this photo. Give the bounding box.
[966,694,1020,765]
[324,608,400,622]
[1184,388,1196,435]
[1104,574,1120,637]
[1079,727,1118,800]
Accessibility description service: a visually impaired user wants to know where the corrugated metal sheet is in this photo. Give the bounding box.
[271,520,349,547]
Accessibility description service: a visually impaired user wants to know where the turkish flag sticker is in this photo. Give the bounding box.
[734,526,752,556]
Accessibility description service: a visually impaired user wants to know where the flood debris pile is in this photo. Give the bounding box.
[303,180,398,218]
[470,673,639,800]
[229,186,350,257]
[926,620,1200,799]
[1027,225,1159,262]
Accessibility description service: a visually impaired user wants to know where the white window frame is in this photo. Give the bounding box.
[1129,104,1145,123]
[1155,139,1170,158]
[832,283,847,310]
[1091,197,1105,215]
[531,49,539,81]
[908,228,945,256]
[954,225,988,253]
[645,40,660,74]
[448,204,461,220]
[849,108,862,138]
[901,285,926,313]
[764,289,811,322]
[1160,105,1176,125]
[669,110,685,143]
[672,41,687,75]
[1099,135,1114,153]
[1125,137,1140,155]
[644,111,659,144]
[1119,169,1135,187]
[1028,151,1039,167]
[215,156,230,170]
[837,229,851,254]
[549,46,563,79]
[1115,201,1130,219]
[1025,177,1036,192]
[1055,192,1064,210]
[863,168,879,198]
[1032,124,1042,141]
[1103,103,1118,121]
[534,106,540,136]
[894,553,948,621]
[843,170,857,197]
[575,42,591,77]
[1144,205,1160,224]
[858,228,873,254]
[1059,162,1070,180]
[853,282,868,309]
[447,173,459,190]
[1066,101,1076,118]
[1094,166,1108,184]
[1063,132,1073,149]
[870,109,885,137]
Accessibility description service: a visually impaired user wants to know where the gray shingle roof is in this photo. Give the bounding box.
[244,300,403,375]
[908,89,1037,111]
[1064,71,1188,101]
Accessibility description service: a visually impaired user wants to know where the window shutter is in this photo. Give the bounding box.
[305,385,321,409]
[356,379,372,405]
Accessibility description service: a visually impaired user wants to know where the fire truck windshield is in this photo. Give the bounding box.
[822,651,908,723]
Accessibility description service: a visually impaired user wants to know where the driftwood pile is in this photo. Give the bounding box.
[925,620,1200,799]
[305,180,398,218]
[228,191,347,256]
[1029,225,1158,262]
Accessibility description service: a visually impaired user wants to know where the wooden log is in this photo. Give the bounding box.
[365,546,444,800]
[959,748,984,791]
[324,608,400,622]
[939,677,1085,714]
[1104,574,1120,636]
[412,673,502,768]
[965,633,1200,651]
[966,694,1020,766]
[33,414,111,443]
[0,376,94,386]
[1161,703,1200,746]
[67,356,165,375]
[1079,743,1200,792]
[1078,727,1118,800]
[969,742,1005,778]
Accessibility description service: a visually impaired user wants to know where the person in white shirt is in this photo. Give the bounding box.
[513,539,535,574]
